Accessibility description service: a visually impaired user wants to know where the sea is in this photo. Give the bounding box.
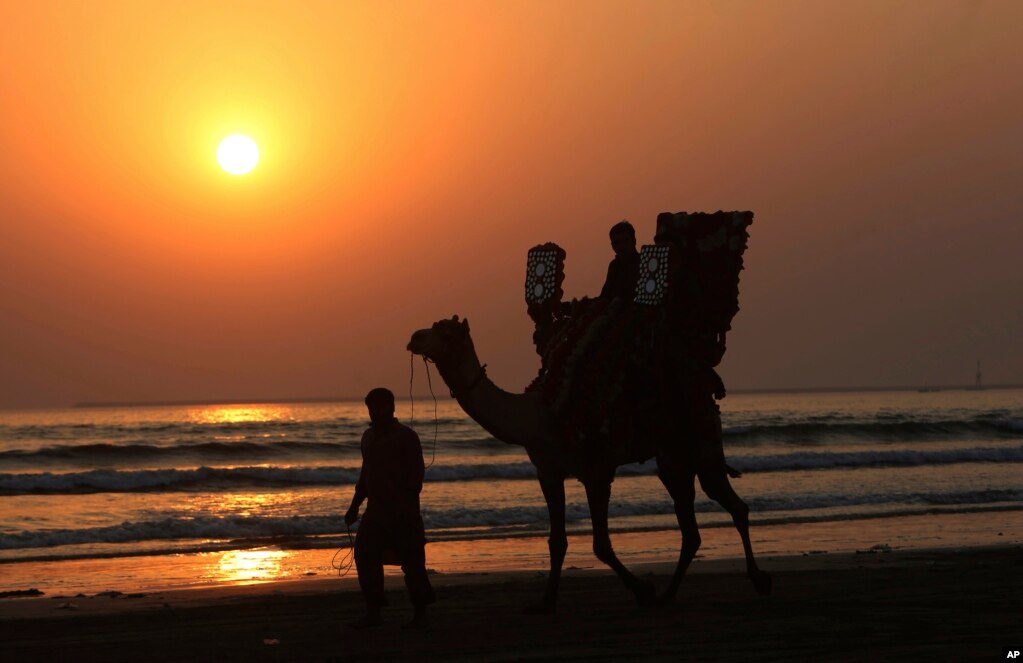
[1,388,1020,595]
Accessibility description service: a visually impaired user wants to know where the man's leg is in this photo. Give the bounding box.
[399,538,434,629]
[352,520,385,627]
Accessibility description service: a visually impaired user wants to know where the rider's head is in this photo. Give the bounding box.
[609,220,636,257]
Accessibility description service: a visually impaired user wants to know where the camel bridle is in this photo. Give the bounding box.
[426,321,487,399]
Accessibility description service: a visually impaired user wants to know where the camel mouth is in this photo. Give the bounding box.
[406,330,430,356]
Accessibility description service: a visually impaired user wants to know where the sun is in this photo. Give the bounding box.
[217,134,260,175]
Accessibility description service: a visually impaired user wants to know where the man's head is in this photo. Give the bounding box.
[609,220,636,257]
[364,387,395,426]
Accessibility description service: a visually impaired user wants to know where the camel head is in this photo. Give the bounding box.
[407,315,475,366]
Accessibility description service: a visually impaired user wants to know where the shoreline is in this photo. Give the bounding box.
[2,543,1019,660]
[3,508,1020,600]
[5,502,1018,567]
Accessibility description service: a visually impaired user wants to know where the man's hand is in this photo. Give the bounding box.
[344,506,359,527]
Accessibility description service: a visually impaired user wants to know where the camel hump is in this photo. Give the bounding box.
[526,297,654,453]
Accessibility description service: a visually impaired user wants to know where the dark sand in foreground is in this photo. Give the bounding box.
[2,546,1020,661]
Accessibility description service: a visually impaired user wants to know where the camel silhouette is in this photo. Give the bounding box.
[407,316,771,613]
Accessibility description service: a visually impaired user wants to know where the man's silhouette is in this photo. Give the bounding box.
[599,220,641,300]
[345,387,435,629]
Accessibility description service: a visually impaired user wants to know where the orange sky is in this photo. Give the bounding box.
[1,1,1021,407]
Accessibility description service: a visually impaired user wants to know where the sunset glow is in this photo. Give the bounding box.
[217,134,259,175]
[0,1,1020,407]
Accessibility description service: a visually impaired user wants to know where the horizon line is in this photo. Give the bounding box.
[51,382,1023,409]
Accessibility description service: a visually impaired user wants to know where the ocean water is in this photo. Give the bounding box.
[1,389,1020,592]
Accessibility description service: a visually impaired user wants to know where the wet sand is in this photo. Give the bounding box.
[7,509,1019,599]
[2,545,1020,661]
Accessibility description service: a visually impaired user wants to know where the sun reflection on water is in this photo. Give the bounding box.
[178,406,304,585]
[211,548,289,584]
[189,405,294,425]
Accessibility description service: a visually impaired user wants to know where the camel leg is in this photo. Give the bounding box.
[584,478,656,606]
[656,465,700,603]
[698,471,772,596]
[524,474,567,615]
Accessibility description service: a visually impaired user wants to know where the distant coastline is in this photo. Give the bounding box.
[67,384,1023,408]
[71,396,356,409]
[728,383,1023,396]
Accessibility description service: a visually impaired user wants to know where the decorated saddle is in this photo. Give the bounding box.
[524,212,753,453]
[653,211,753,340]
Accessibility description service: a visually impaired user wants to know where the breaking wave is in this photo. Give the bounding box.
[0,417,468,442]
[0,440,357,464]
[722,417,1023,443]
[2,488,1018,550]
[2,444,1020,495]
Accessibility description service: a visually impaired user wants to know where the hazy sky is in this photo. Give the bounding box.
[2,1,1021,407]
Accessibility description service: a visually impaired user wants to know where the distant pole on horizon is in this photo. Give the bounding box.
[976,360,982,389]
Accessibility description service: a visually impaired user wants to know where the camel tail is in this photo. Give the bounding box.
[725,464,743,479]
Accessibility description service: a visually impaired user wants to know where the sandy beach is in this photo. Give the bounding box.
[3,544,1020,661]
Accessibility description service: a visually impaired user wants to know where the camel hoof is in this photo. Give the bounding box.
[522,602,556,616]
[749,569,772,596]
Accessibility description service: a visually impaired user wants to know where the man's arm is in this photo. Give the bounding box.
[347,473,366,518]
[345,432,370,525]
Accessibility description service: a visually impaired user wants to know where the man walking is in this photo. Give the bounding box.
[345,387,435,628]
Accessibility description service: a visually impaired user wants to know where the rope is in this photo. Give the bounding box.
[408,352,438,468]
[409,352,415,426]
[331,524,356,578]
[423,357,438,469]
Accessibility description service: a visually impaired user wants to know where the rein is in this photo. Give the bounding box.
[409,353,439,469]
[415,347,487,400]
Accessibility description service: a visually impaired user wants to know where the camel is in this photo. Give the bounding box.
[407,315,771,613]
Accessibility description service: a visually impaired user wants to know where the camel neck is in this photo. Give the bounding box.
[435,356,546,450]
[458,376,548,450]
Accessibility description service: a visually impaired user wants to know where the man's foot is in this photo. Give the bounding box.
[349,612,383,629]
